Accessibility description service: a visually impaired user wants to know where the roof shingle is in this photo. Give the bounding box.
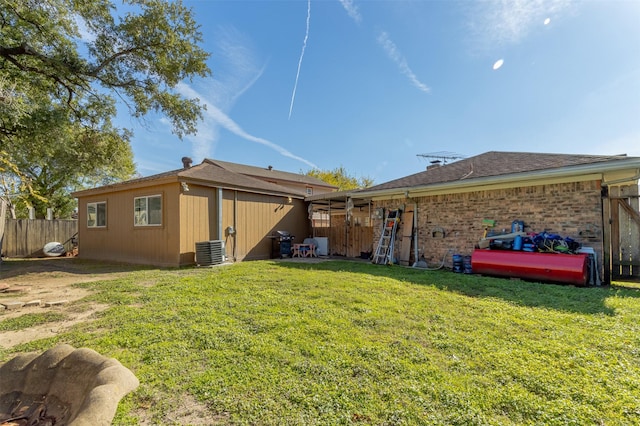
[206,159,336,188]
[364,151,633,191]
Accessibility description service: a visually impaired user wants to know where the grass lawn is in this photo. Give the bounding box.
[1,260,639,425]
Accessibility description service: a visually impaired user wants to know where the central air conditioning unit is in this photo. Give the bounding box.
[195,240,226,266]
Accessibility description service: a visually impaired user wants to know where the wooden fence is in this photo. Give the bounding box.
[313,226,373,258]
[1,219,78,257]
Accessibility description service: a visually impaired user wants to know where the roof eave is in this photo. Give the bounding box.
[355,158,640,199]
[72,175,178,198]
[181,177,306,199]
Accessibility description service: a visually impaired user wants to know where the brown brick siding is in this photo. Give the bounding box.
[373,180,603,272]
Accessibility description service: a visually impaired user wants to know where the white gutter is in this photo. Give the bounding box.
[356,158,640,199]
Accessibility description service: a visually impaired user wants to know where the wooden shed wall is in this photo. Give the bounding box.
[222,191,310,261]
[78,182,311,266]
[179,185,217,265]
[77,182,182,267]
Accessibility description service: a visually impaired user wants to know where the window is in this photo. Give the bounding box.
[306,187,313,196]
[87,202,106,228]
[134,195,162,226]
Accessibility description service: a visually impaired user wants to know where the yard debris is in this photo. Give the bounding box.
[43,300,68,307]
[0,397,60,426]
[1,302,25,310]
[1,286,30,293]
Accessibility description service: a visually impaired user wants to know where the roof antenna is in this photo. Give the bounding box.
[416,151,465,165]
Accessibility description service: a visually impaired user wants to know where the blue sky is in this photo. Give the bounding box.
[120,0,640,185]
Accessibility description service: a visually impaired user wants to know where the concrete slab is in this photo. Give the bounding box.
[44,300,69,307]
[1,301,25,310]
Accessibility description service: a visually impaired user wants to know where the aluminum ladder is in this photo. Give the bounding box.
[372,209,400,265]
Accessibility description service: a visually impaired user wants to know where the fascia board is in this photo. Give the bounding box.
[72,175,177,198]
[182,178,306,199]
[358,158,640,200]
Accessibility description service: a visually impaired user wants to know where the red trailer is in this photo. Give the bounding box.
[471,250,589,286]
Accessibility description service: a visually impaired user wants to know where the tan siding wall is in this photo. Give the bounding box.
[223,192,310,261]
[77,183,182,267]
[373,180,604,274]
[179,185,217,265]
[79,183,311,266]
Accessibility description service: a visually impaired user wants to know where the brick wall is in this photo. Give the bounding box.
[373,180,603,273]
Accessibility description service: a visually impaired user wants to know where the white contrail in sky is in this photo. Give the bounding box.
[288,0,311,120]
[339,0,361,24]
[377,31,430,93]
[177,83,317,168]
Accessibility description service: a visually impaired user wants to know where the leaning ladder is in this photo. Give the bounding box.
[372,209,400,265]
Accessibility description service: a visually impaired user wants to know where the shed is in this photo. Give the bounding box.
[72,159,336,267]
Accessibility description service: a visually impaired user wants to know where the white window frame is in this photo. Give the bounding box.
[134,194,162,226]
[87,201,107,228]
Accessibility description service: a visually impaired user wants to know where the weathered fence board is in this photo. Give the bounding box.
[2,219,78,257]
[313,226,373,257]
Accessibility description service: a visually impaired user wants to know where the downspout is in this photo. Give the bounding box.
[601,184,611,285]
[412,202,419,267]
[233,190,238,262]
[345,196,349,257]
[310,202,314,237]
[329,200,332,256]
[217,187,223,241]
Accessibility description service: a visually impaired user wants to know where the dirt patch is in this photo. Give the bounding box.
[0,258,232,424]
[0,303,110,349]
[134,393,230,426]
[0,257,139,349]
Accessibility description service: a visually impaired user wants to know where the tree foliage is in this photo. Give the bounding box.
[0,0,210,217]
[0,0,211,139]
[306,166,374,191]
[1,101,135,218]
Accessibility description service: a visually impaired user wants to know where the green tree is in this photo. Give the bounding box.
[0,0,210,216]
[2,101,135,218]
[306,166,374,191]
[0,0,210,140]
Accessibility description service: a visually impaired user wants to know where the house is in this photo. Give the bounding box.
[72,158,337,267]
[309,151,640,283]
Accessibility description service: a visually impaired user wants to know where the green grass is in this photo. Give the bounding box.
[0,312,67,331]
[2,261,639,425]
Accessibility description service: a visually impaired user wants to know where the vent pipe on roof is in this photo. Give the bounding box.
[427,160,441,170]
[267,165,273,171]
[182,157,193,168]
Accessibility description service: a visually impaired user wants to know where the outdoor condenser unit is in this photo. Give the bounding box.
[195,240,226,266]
